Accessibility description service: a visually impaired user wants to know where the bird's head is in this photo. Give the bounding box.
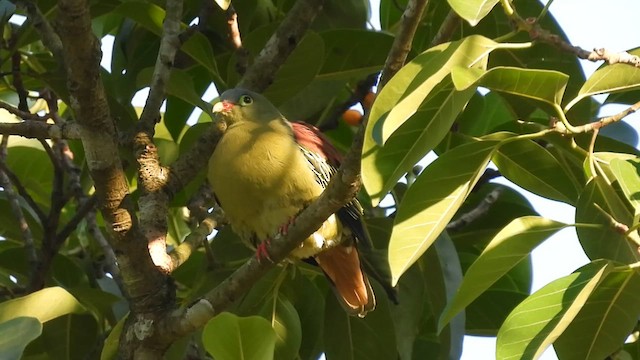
[212,88,282,126]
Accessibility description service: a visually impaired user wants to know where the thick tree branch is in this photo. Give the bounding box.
[430,10,461,47]
[56,0,169,314]
[237,0,324,92]
[379,0,430,88]
[0,121,81,139]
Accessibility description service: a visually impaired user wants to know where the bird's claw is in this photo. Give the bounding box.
[255,240,274,263]
[278,217,295,236]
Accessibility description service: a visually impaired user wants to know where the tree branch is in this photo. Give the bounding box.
[17,1,65,66]
[430,10,461,47]
[0,160,47,224]
[379,0,430,88]
[237,0,324,92]
[0,135,38,278]
[138,0,184,133]
[0,121,81,139]
[56,0,169,314]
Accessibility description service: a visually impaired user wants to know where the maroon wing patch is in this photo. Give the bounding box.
[291,122,342,167]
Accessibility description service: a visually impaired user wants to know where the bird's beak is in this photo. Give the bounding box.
[213,100,234,113]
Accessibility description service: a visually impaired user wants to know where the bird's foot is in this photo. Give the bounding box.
[277,217,296,236]
[255,240,273,263]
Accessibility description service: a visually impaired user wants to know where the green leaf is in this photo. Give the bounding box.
[37,314,98,360]
[318,29,394,81]
[202,312,277,360]
[388,140,498,285]
[0,287,86,324]
[496,261,611,360]
[610,158,640,215]
[566,47,640,110]
[363,35,501,203]
[447,0,499,26]
[554,268,640,360]
[263,32,324,105]
[370,35,498,146]
[575,177,640,263]
[323,282,397,360]
[182,32,219,76]
[0,317,42,360]
[101,316,126,360]
[439,216,567,331]
[362,78,475,204]
[452,66,569,106]
[492,139,580,204]
[259,296,301,360]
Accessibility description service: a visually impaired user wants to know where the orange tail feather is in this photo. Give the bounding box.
[315,245,376,317]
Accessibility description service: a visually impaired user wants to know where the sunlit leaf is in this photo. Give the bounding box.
[363,35,503,204]
[388,140,498,285]
[0,287,86,324]
[566,47,640,110]
[447,0,499,26]
[610,158,640,215]
[496,261,611,360]
[554,268,640,360]
[452,66,569,106]
[439,216,567,331]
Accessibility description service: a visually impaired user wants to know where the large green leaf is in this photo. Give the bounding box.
[554,268,640,360]
[452,66,569,106]
[610,157,640,215]
[493,139,580,204]
[323,282,397,360]
[0,287,86,323]
[0,317,42,360]
[263,32,324,106]
[34,314,99,360]
[202,312,277,360]
[447,0,499,26]
[362,35,501,203]
[258,295,302,360]
[388,140,498,285]
[565,47,640,110]
[318,29,394,80]
[439,216,567,331]
[575,177,640,263]
[496,261,611,360]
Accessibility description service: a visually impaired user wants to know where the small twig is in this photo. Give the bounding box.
[11,52,28,112]
[0,121,81,139]
[138,0,184,133]
[507,12,640,69]
[168,214,220,271]
[430,10,461,47]
[446,188,502,231]
[55,195,98,244]
[379,0,429,88]
[237,0,324,92]
[0,135,38,276]
[555,100,640,135]
[0,100,49,121]
[16,1,65,66]
[226,5,250,75]
[0,160,47,224]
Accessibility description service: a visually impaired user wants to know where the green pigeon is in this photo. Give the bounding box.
[208,88,377,317]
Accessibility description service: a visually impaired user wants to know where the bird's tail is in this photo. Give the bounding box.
[315,245,376,318]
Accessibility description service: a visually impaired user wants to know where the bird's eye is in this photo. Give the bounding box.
[239,95,253,105]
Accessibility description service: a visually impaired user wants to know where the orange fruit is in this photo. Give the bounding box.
[361,92,375,110]
[342,109,363,126]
